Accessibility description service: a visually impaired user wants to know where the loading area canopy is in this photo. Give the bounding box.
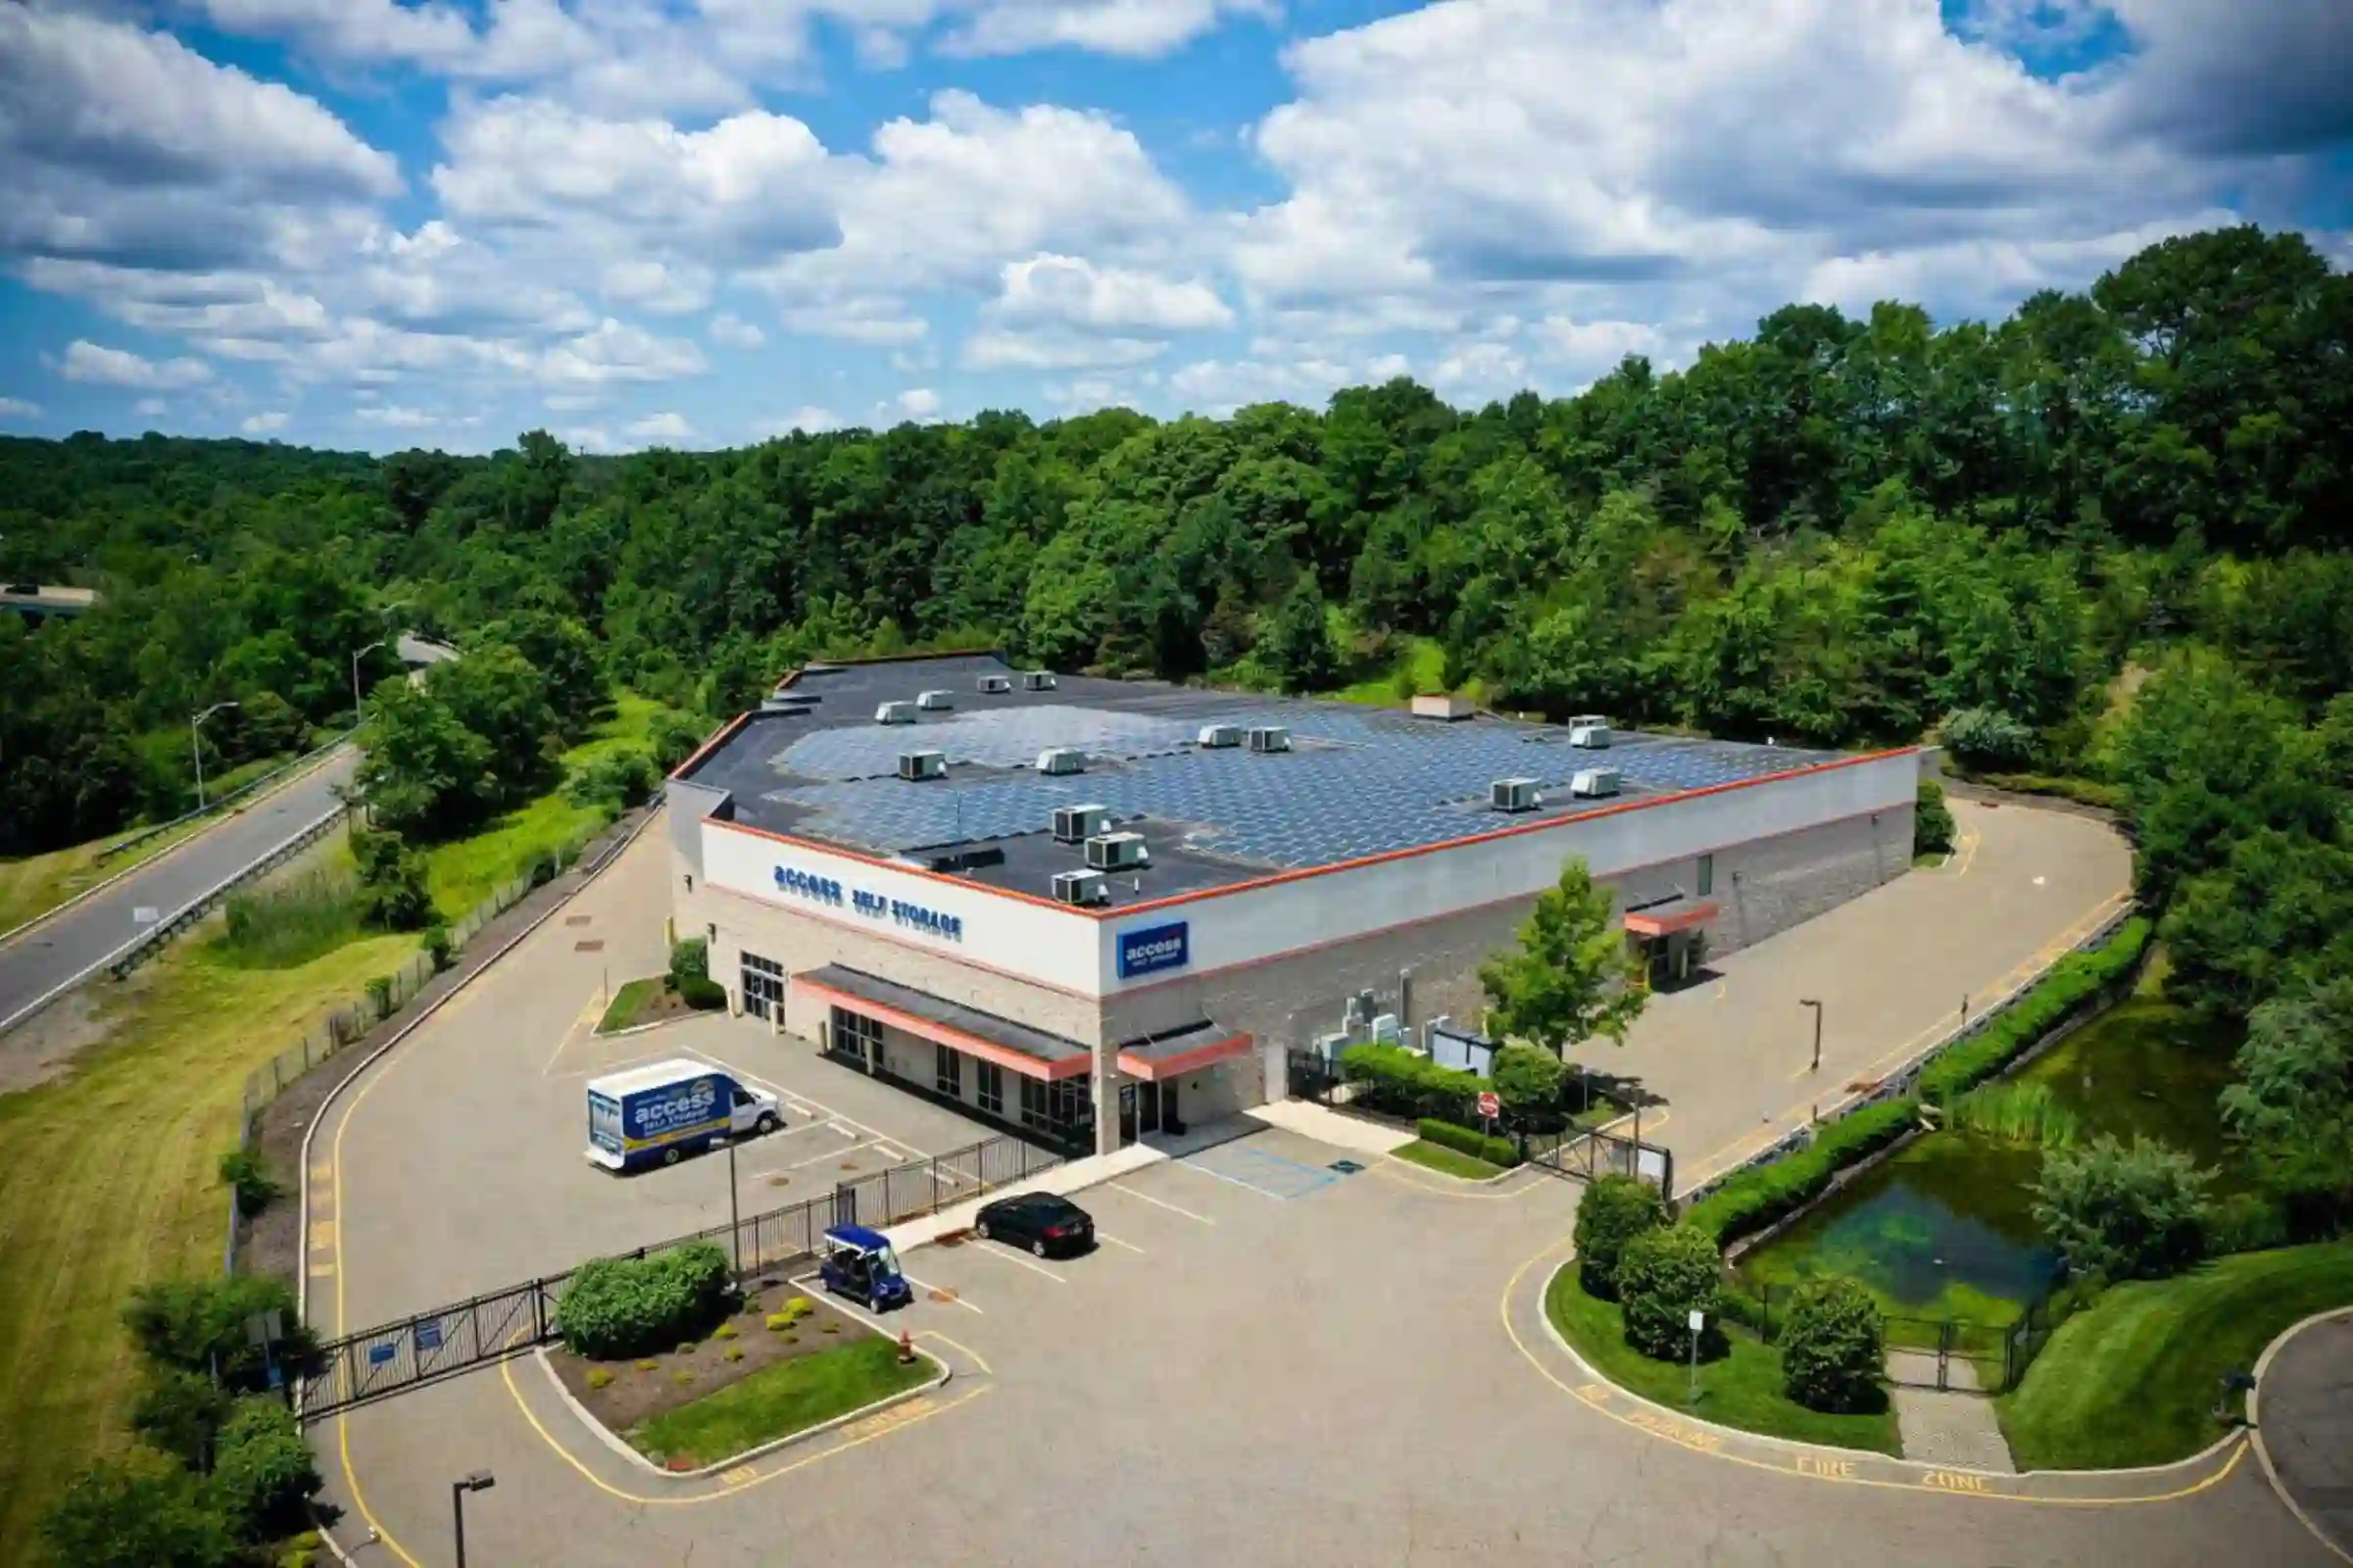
[796,964,1249,1084]
[1622,900,1719,939]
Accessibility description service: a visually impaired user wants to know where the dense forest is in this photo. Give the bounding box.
[3,226,2349,1018]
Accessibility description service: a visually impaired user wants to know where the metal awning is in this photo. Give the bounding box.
[1624,901,1719,939]
[795,965,1093,1081]
[1116,1021,1253,1083]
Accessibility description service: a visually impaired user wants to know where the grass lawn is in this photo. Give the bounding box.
[630,1337,934,1470]
[1544,1267,1902,1455]
[599,976,665,1033]
[1998,1241,2353,1471]
[0,923,419,1558]
[1392,1140,1510,1180]
[421,695,668,919]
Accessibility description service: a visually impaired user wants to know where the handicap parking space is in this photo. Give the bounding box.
[1159,1125,1375,1202]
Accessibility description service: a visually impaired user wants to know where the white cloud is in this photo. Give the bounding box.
[946,0,1274,59]
[782,301,931,345]
[753,405,841,437]
[895,386,941,419]
[624,410,696,445]
[601,259,714,316]
[0,396,41,419]
[1167,351,1409,416]
[57,340,215,390]
[709,311,766,348]
[133,397,169,416]
[961,330,1168,370]
[990,253,1231,331]
[241,410,289,434]
[355,403,436,427]
[534,318,709,387]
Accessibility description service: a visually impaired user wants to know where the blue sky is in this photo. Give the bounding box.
[1,0,2346,454]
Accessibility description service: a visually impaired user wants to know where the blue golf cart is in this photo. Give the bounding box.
[818,1224,913,1311]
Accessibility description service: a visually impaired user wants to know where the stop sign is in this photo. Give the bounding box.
[1477,1091,1500,1120]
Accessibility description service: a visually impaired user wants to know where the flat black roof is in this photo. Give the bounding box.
[678,653,1849,906]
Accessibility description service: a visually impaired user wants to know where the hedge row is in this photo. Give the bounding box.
[1684,1099,1919,1248]
[1417,1117,1523,1168]
[1341,1043,1483,1123]
[555,1240,733,1360]
[1916,917,2148,1106]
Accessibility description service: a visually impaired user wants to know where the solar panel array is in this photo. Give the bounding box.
[751,703,1838,870]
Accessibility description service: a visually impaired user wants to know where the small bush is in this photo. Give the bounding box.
[2033,1134,2212,1282]
[422,923,453,972]
[765,1312,794,1333]
[713,1321,739,1340]
[365,974,395,1018]
[211,1396,320,1538]
[1915,779,1955,856]
[218,1146,279,1218]
[586,1367,614,1391]
[785,1296,812,1315]
[1491,1043,1568,1122]
[351,826,432,932]
[649,710,708,772]
[123,1276,306,1393]
[1973,772,2131,812]
[555,1241,732,1359]
[1415,1117,1521,1168]
[1573,1174,1666,1299]
[1683,1099,1919,1248]
[669,936,711,987]
[820,1321,840,1334]
[1342,1043,1484,1124]
[1616,1223,1722,1362]
[672,1370,696,1387]
[635,1359,659,1371]
[676,1341,697,1356]
[564,750,661,815]
[1778,1278,1886,1412]
[1942,707,2035,770]
[724,1347,745,1363]
[40,1453,235,1568]
[2202,1191,2290,1256]
[678,974,727,1010]
[131,1366,231,1471]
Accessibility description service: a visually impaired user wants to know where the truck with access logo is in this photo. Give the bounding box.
[585,1058,781,1172]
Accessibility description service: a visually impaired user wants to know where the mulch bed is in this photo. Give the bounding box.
[547,1286,883,1456]
[602,981,700,1033]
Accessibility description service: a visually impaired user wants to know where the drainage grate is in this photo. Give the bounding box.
[573,939,605,952]
[1329,1158,1364,1175]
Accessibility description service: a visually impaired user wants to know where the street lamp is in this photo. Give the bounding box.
[351,640,387,728]
[1800,998,1824,1074]
[191,702,238,809]
[451,1470,495,1568]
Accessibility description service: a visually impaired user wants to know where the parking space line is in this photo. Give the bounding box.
[1096,1232,1147,1254]
[1166,1158,1287,1200]
[774,1138,885,1171]
[919,1331,992,1376]
[1108,1182,1215,1224]
[962,1241,1068,1283]
[687,1049,939,1158]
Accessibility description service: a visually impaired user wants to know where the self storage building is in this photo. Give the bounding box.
[667,654,1919,1157]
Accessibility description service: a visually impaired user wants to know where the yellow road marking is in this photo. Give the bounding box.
[310,1221,336,1248]
[1370,1157,1545,1200]
[917,1331,991,1376]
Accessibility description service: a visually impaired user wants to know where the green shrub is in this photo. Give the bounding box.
[1778,1278,1886,1412]
[218,1146,279,1218]
[122,1276,307,1393]
[1683,1098,1919,1247]
[210,1396,320,1538]
[1946,1082,2081,1148]
[1942,707,2035,769]
[765,1312,794,1333]
[422,923,453,972]
[725,1346,746,1362]
[1573,1174,1666,1299]
[1917,918,2149,1106]
[1915,779,1955,856]
[1341,1043,1483,1124]
[678,974,727,1010]
[714,1321,738,1340]
[586,1367,614,1391]
[130,1366,231,1471]
[649,710,708,772]
[2033,1134,2212,1282]
[2202,1191,2290,1256]
[1972,772,2132,812]
[1616,1223,1722,1361]
[41,1452,235,1568]
[564,750,661,815]
[1415,1117,1521,1168]
[351,826,432,931]
[669,936,711,987]
[213,868,362,967]
[1491,1043,1568,1121]
[555,1241,733,1359]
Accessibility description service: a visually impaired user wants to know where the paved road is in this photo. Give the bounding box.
[2259,1312,2353,1561]
[306,801,2328,1567]
[0,747,354,1030]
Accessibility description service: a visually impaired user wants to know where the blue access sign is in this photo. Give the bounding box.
[415,1319,445,1353]
[1116,921,1190,979]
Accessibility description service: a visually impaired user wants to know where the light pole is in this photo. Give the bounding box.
[1800,998,1824,1074]
[191,701,238,809]
[451,1470,494,1567]
[352,640,387,728]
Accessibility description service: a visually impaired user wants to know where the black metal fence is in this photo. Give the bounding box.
[297,1131,1058,1420]
[1523,1125,1675,1200]
[1722,1275,2068,1393]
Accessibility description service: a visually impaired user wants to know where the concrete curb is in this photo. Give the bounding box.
[529,1341,951,1481]
[1384,1149,1522,1187]
[1526,1250,2249,1494]
[0,739,349,955]
[2248,1305,2353,1566]
[590,1008,702,1041]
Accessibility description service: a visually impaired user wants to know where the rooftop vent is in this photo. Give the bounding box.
[916,689,956,711]
[1247,725,1291,754]
[1052,803,1109,844]
[1023,670,1057,692]
[1571,767,1622,799]
[977,674,1013,695]
[897,750,947,782]
[1411,694,1474,722]
[1053,868,1110,906]
[1085,832,1152,872]
[1037,747,1087,776]
[874,700,917,725]
[1491,777,1542,813]
[1197,723,1243,750]
[1567,713,1609,730]
[1568,723,1613,750]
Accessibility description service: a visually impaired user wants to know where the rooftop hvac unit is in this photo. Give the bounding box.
[1036,747,1087,776]
[1247,725,1291,754]
[1197,723,1243,750]
[874,700,917,725]
[1370,1012,1402,1045]
[1410,693,1474,721]
[1052,868,1109,906]
[1052,803,1108,844]
[1571,767,1622,799]
[1569,723,1613,750]
[1023,670,1057,691]
[1085,832,1151,872]
[1491,777,1542,813]
[1567,713,1609,730]
[916,689,956,711]
[977,674,1013,695]
[897,750,947,781]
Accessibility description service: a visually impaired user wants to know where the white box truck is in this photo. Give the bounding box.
[585,1058,781,1172]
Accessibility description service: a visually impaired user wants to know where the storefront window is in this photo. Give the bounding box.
[830,1007,882,1064]
[740,952,784,1021]
[1018,1074,1049,1130]
[935,1043,962,1098]
[976,1060,1004,1115]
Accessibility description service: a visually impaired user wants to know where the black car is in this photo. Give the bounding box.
[972,1192,1095,1257]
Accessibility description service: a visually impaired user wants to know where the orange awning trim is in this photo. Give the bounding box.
[1624,902,1719,938]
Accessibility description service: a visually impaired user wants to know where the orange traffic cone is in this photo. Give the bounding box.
[897,1330,915,1365]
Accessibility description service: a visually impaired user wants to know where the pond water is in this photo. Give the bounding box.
[1735,997,2244,1324]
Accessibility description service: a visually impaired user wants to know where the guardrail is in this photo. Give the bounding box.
[1677,901,2139,1211]
[107,807,352,981]
[95,731,352,864]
